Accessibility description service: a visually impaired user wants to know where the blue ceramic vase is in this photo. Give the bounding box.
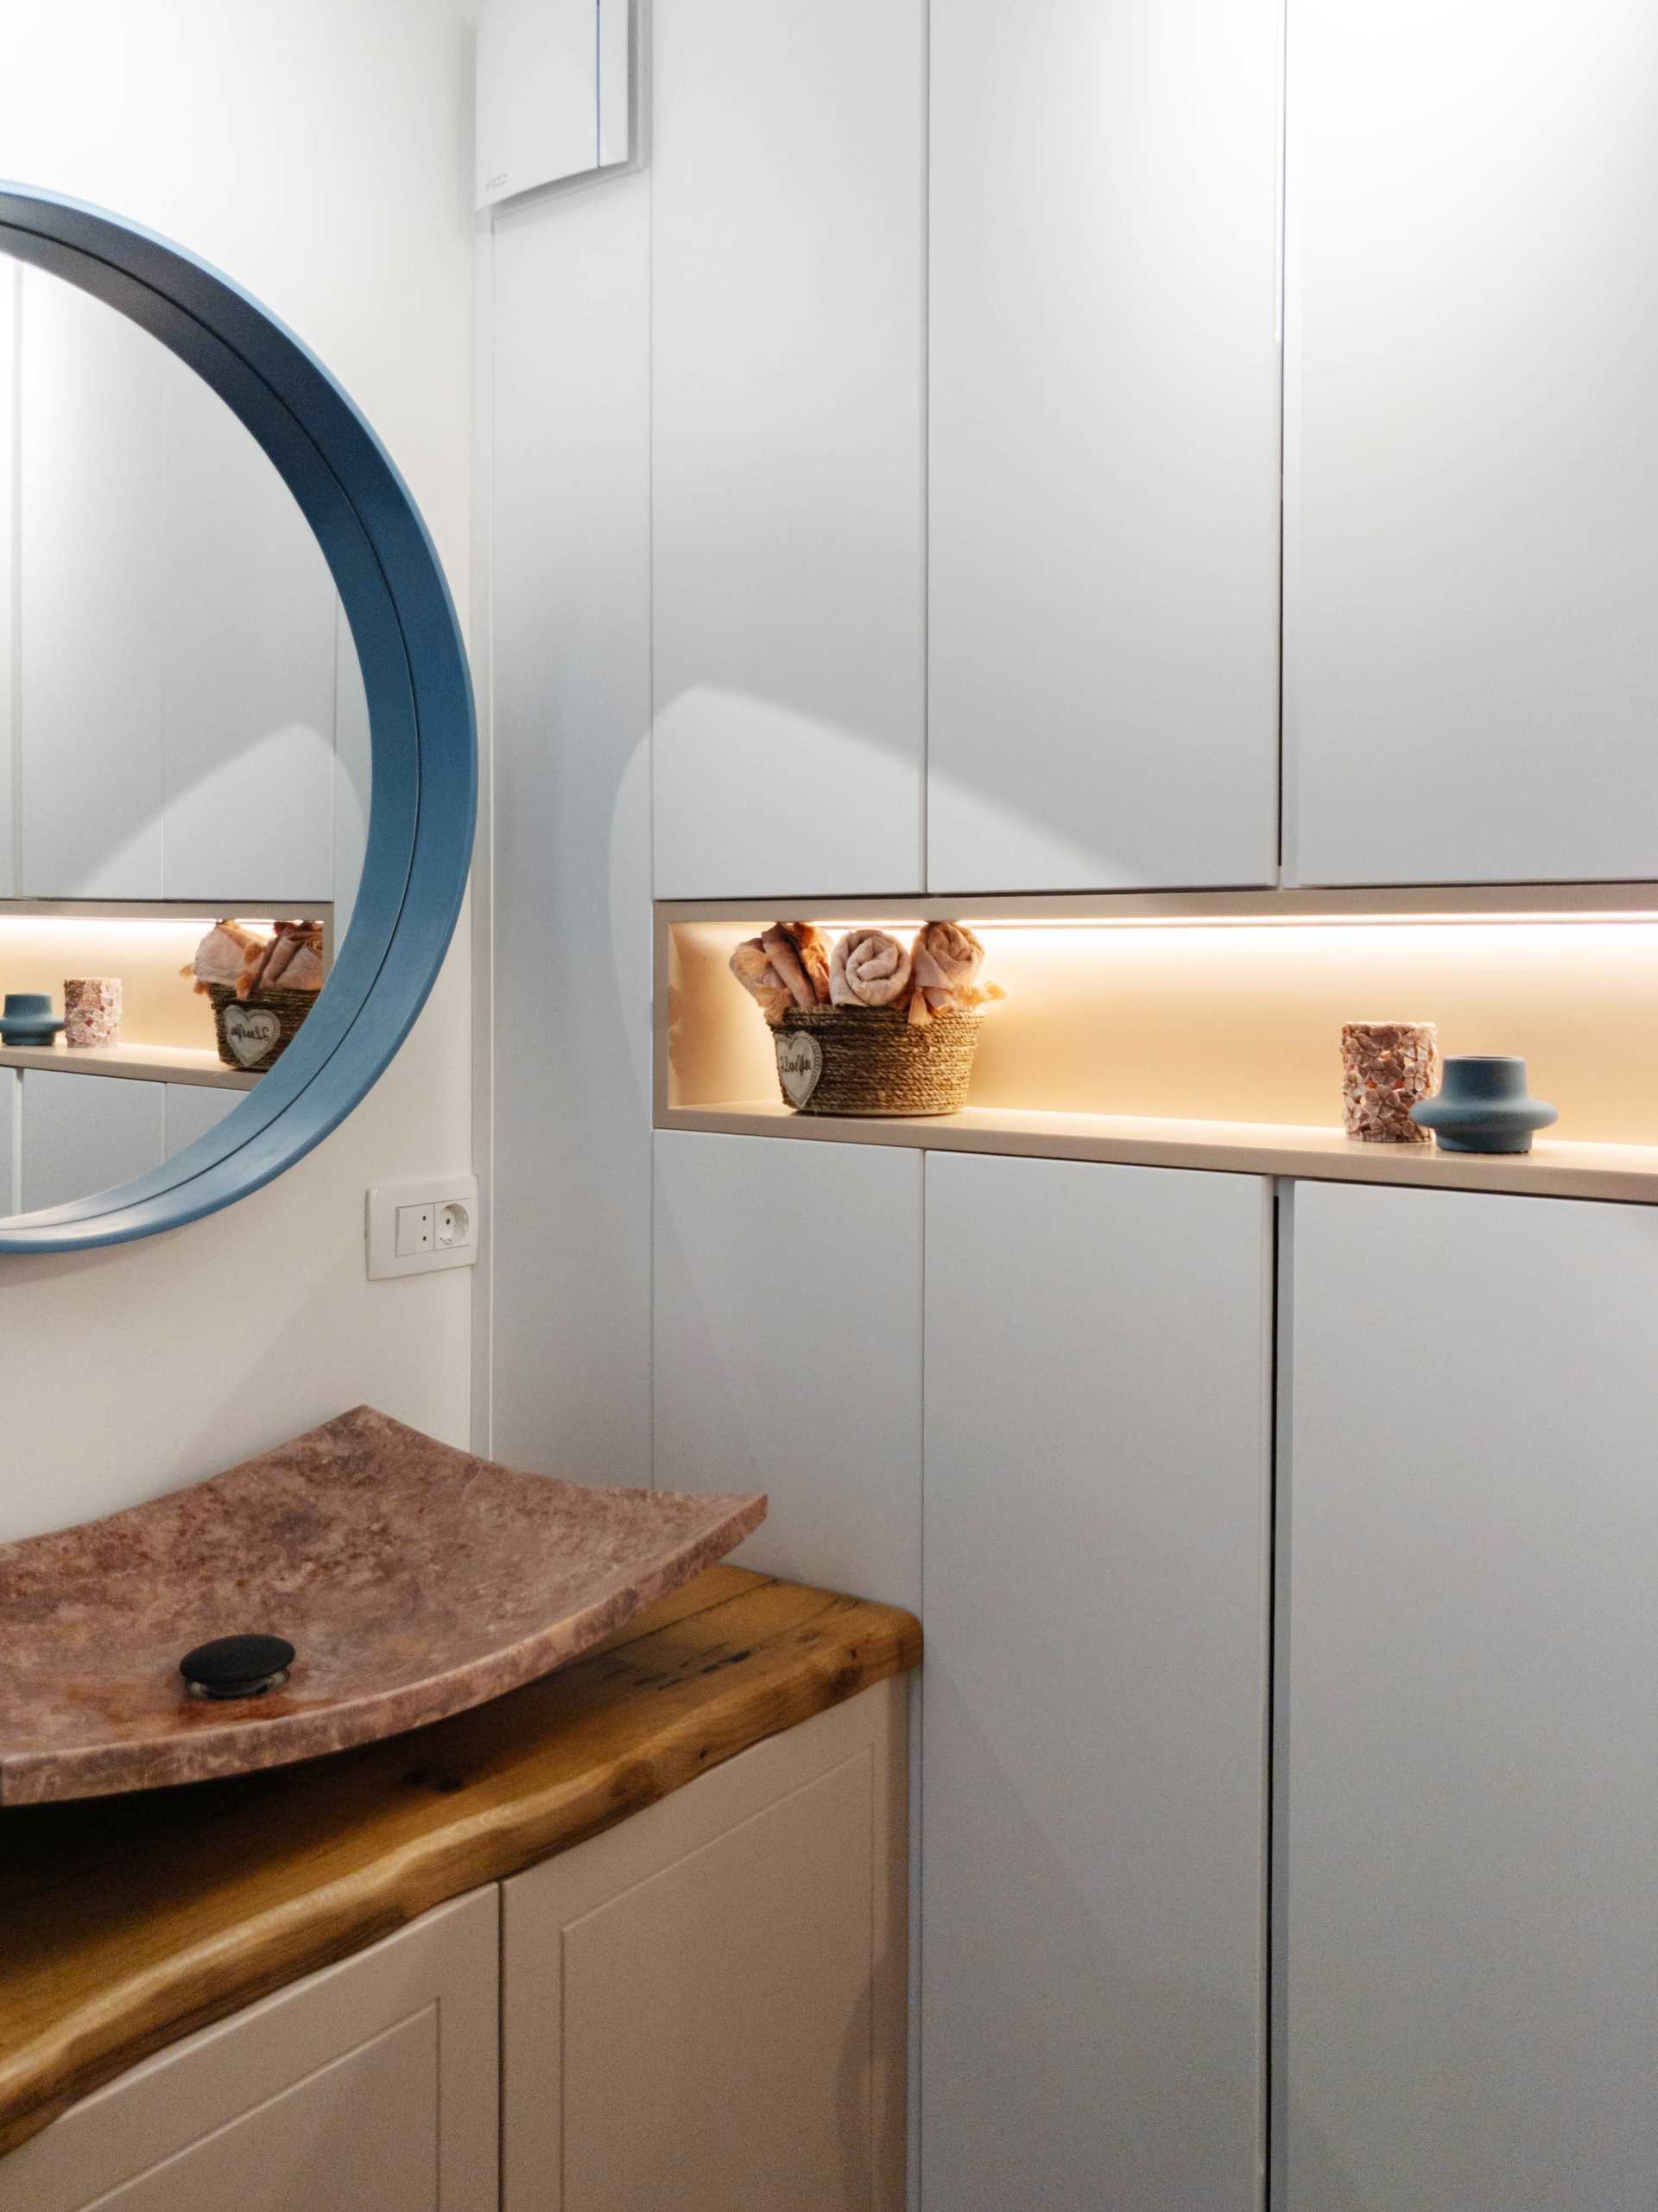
[0,991,65,1046]
[1410,1055,1557,1155]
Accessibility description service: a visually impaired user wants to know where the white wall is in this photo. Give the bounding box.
[0,0,478,1540]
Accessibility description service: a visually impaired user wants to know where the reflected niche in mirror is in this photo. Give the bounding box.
[0,252,370,1220]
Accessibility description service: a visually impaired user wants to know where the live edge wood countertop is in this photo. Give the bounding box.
[0,1568,922,2159]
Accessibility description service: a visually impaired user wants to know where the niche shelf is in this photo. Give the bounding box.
[656,884,1658,1205]
[0,900,332,1090]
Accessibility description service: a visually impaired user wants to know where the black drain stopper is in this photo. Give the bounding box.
[179,1634,296,1701]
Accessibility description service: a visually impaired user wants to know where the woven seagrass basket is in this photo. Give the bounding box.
[206,982,317,1074]
[773,1005,980,1117]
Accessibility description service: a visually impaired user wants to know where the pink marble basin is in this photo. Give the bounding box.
[0,1408,765,1804]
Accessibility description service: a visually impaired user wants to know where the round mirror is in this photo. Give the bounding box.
[0,187,475,1253]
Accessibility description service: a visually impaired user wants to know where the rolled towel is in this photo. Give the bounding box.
[261,923,326,992]
[829,929,912,1009]
[730,921,832,1024]
[907,920,988,1027]
[181,919,269,996]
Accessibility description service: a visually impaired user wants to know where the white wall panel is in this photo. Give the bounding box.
[651,0,927,898]
[488,174,654,1486]
[19,269,167,897]
[653,1131,922,1613]
[927,0,1281,893]
[1281,1182,1658,2210]
[923,1153,1270,2211]
[21,1069,166,1214]
[0,0,475,1544]
[0,1070,18,1214]
[1288,0,1658,884]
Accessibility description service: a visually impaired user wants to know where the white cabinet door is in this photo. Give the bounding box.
[0,1889,499,2212]
[1288,1,1658,884]
[927,0,1281,893]
[651,0,927,898]
[0,260,16,901]
[164,1081,242,1157]
[20,1071,165,1214]
[19,268,168,897]
[0,1070,17,1213]
[653,1130,922,1613]
[1281,1182,1658,2212]
[503,1683,908,2212]
[922,1154,1271,2210]
[159,352,337,902]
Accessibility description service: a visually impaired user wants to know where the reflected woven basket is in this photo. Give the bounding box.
[773,1005,980,1118]
[205,982,317,1074]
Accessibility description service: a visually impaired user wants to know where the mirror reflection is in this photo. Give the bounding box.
[0,256,369,1218]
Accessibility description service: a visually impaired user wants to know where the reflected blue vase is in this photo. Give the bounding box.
[0,991,64,1046]
[1410,1055,1557,1155]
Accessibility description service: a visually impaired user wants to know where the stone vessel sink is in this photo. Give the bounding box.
[0,1408,765,1805]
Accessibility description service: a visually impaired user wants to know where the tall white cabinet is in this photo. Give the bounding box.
[1287,0,1658,885]
[927,0,1282,892]
[1281,1182,1658,2211]
[922,1155,1271,2210]
[649,0,927,899]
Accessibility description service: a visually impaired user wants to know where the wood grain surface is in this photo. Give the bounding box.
[0,1569,921,2159]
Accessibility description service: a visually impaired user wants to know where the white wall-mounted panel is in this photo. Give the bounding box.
[20,1068,165,1214]
[488,174,654,1486]
[159,355,336,902]
[477,0,602,209]
[923,1153,1270,2210]
[927,0,1281,893]
[653,1131,922,1613]
[164,1081,241,1157]
[1282,1182,1658,2210]
[1288,0,1658,884]
[651,0,927,898]
[19,269,167,897]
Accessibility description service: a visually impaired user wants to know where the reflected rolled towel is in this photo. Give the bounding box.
[829,929,912,1009]
[907,921,988,1027]
[182,920,269,996]
[261,924,326,992]
[730,921,832,1024]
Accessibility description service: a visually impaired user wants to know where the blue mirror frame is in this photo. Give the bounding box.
[0,186,476,1254]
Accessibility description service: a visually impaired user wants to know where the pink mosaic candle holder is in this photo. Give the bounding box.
[1340,1020,1440,1144]
[63,977,122,1049]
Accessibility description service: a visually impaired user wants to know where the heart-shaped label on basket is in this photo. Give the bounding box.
[775,1030,823,1108]
[221,1004,282,1068]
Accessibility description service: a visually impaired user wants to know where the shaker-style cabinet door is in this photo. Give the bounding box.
[503,1682,909,2212]
[922,1154,1272,2210]
[651,0,927,897]
[1288,1,1658,884]
[1281,1183,1658,2210]
[20,1071,165,1214]
[0,1889,500,2212]
[927,0,1282,893]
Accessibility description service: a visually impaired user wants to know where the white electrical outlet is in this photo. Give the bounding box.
[367,1176,480,1279]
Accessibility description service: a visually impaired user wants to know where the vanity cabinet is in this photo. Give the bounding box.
[0,1889,500,2212]
[1281,1182,1658,2210]
[503,1679,909,2212]
[650,0,927,899]
[926,0,1281,893]
[921,1154,1271,2210]
[1288,0,1658,885]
